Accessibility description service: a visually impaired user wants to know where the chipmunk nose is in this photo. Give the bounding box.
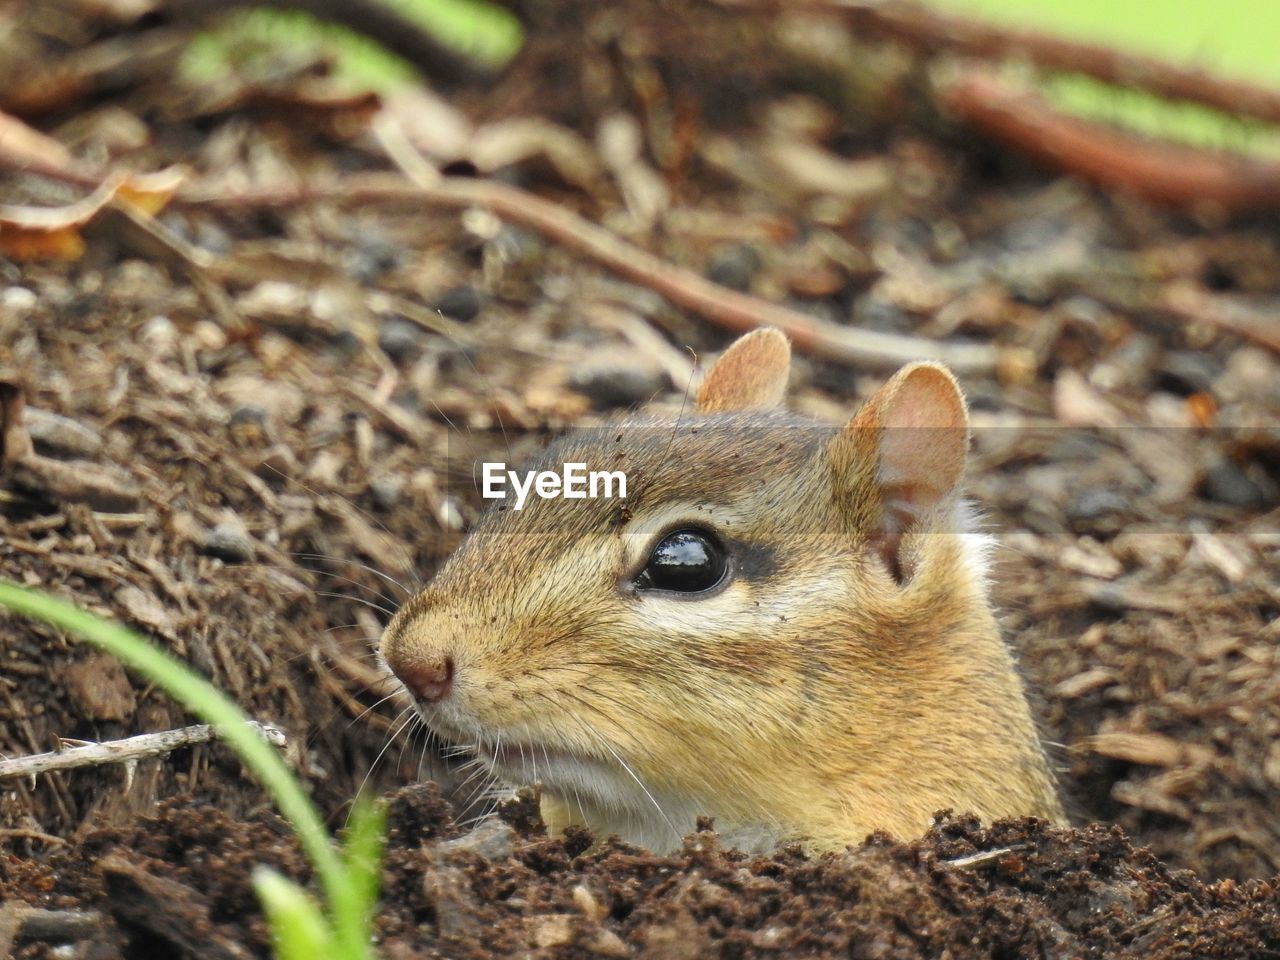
[393,656,455,704]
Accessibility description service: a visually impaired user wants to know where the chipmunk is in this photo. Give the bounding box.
[380,328,1064,852]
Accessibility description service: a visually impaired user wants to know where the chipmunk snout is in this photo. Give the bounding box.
[391,654,455,704]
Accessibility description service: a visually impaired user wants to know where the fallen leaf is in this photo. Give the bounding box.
[0,167,187,261]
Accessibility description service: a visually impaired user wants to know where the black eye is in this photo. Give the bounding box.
[634,529,729,594]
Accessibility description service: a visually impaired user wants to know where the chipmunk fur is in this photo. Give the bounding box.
[380,328,1064,852]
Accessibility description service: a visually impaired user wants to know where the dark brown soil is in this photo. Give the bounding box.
[2,1,1279,957]
[9,785,1280,959]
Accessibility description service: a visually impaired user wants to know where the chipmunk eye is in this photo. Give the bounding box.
[635,528,729,594]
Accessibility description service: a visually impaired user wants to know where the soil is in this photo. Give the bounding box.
[2,1,1279,957]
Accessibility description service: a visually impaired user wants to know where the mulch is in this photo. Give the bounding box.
[1,1,1278,956]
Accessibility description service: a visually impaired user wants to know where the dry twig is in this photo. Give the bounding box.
[940,70,1280,213]
[2,123,1001,371]
[0,722,286,781]
[180,174,1005,373]
[940,846,1017,869]
[0,903,104,956]
[807,0,1280,127]
[1158,282,1280,354]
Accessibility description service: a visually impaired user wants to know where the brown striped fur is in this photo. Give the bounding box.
[380,329,1064,852]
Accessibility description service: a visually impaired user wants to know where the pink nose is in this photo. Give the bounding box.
[395,656,454,703]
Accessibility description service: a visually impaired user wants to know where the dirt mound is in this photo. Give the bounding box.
[6,786,1278,958]
[2,1,1279,956]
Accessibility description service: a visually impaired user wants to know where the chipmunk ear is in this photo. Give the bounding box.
[696,328,791,413]
[829,363,970,562]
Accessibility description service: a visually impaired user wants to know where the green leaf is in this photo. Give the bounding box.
[0,580,379,960]
[342,796,388,919]
[254,867,334,960]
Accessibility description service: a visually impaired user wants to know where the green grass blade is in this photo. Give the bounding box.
[254,867,335,960]
[343,798,389,911]
[0,580,370,958]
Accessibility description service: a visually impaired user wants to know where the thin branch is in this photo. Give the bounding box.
[0,722,286,781]
[0,904,103,947]
[180,174,1004,373]
[940,70,1280,212]
[940,846,1016,869]
[0,828,66,845]
[807,0,1280,127]
[1158,281,1280,354]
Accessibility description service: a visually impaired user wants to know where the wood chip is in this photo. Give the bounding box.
[1053,369,1124,428]
[1111,778,1193,820]
[1084,731,1217,768]
[0,380,33,467]
[100,856,252,960]
[1053,666,1119,699]
[65,653,137,722]
[1188,532,1254,583]
[7,453,140,511]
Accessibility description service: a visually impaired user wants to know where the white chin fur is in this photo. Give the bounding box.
[536,786,785,855]
[484,746,786,854]
[954,499,995,587]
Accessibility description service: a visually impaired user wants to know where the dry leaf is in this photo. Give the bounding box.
[0,167,186,261]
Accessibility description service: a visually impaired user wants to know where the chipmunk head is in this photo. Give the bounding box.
[380,328,1061,851]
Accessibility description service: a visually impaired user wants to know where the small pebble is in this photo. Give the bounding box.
[331,329,363,357]
[159,212,194,246]
[706,244,761,292]
[852,295,911,334]
[193,320,228,351]
[1216,347,1280,403]
[438,497,465,531]
[202,523,255,563]
[1156,351,1221,396]
[437,818,515,862]
[1091,333,1156,393]
[256,444,297,480]
[377,318,426,362]
[434,285,483,322]
[370,475,403,511]
[587,929,631,957]
[228,405,268,428]
[140,315,177,350]
[193,220,233,256]
[23,408,103,458]
[422,864,483,939]
[530,915,574,949]
[1202,458,1267,509]
[1,286,37,313]
[569,364,669,411]
[346,238,403,283]
[1065,488,1132,536]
